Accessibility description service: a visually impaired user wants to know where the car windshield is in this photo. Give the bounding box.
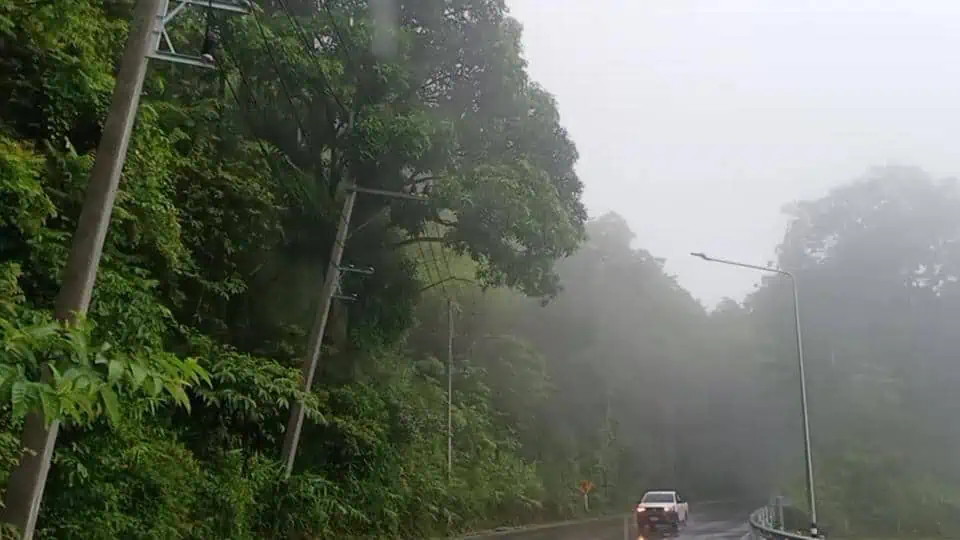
[641,492,675,503]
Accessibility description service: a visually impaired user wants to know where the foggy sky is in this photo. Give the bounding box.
[506,0,960,307]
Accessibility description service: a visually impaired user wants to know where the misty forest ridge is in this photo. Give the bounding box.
[0,0,957,539]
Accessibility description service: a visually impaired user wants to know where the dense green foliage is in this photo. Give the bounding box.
[2,0,958,539]
[0,0,593,537]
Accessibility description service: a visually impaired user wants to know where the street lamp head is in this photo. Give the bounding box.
[690,252,709,261]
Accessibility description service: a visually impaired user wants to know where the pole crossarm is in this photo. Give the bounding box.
[149,0,251,69]
[281,184,431,477]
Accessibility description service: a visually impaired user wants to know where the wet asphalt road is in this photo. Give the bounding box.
[472,504,751,540]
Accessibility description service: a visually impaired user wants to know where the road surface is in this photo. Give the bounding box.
[468,504,751,540]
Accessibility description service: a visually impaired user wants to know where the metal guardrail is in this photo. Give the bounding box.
[747,504,819,540]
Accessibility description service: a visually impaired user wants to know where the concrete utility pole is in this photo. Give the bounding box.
[281,187,357,478]
[0,1,162,536]
[447,297,454,481]
[280,183,430,478]
[0,1,246,536]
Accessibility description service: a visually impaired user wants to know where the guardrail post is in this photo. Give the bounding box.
[749,503,822,540]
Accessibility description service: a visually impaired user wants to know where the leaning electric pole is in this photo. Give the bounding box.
[0,1,163,535]
[281,186,358,478]
[0,1,248,537]
[280,182,431,478]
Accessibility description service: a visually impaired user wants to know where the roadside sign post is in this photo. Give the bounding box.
[579,480,594,513]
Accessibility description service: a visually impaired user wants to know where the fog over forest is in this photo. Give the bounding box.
[509,0,960,310]
[1,1,959,539]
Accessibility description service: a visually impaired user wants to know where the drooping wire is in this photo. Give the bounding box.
[216,48,351,303]
[437,237,460,290]
[218,2,456,299]
[317,0,359,67]
[273,0,349,115]
[247,3,367,221]
[302,3,456,293]
[415,236,445,297]
[216,46,280,184]
[218,14,340,217]
[251,16,310,139]
[425,237,451,298]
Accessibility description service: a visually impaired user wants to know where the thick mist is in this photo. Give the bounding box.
[508,0,960,308]
[430,165,960,537]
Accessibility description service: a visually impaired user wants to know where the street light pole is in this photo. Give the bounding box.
[789,271,819,539]
[690,252,819,538]
[446,297,454,483]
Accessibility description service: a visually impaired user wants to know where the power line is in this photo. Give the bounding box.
[222,28,445,294]
[317,0,358,67]
[242,3,456,286]
[219,15,343,217]
[218,36,311,201]
[425,237,452,298]
[273,0,348,114]
[415,239,443,295]
[217,50,275,168]
[243,10,345,217]
[435,231,460,291]
[249,11,313,146]
[220,13,470,483]
[221,8,469,308]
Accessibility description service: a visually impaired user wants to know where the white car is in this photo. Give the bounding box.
[635,490,689,532]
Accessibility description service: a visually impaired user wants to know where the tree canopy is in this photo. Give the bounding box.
[0,0,588,536]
